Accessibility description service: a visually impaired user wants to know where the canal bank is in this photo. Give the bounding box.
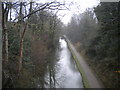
[65,36,103,88]
[44,38,84,88]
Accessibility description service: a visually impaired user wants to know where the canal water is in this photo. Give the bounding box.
[43,38,84,88]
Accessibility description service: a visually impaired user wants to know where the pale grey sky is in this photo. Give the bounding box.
[36,0,100,25]
[57,0,100,24]
[9,0,100,24]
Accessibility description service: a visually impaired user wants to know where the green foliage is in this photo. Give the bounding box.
[87,3,119,87]
[6,9,63,88]
[8,23,20,56]
[66,2,119,88]
[88,2,119,60]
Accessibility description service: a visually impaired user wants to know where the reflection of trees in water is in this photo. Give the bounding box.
[48,45,61,88]
[48,50,57,88]
[31,38,50,88]
[49,66,63,88]
[49,64,56,88]
[31,39,58,88]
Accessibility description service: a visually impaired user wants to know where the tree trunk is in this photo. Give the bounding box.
[18,2,33,74]
[3,25,8,65]
[18,38,23,73]
[18,22,27,73]
[0,1,2,89]
[2,3,9,66]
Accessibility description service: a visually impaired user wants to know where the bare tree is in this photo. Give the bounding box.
[16,1,66,74]
[1,1,66,75]
[18,2,33,73]
[2,2,11,66]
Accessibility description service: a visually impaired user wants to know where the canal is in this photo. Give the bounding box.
[42,38,84,88]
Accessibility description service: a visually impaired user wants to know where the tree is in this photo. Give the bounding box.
[66,9,98,48]
[86,2,119,88]
[0,1,2,89]
[1,1,66,74]
[2,1,66,87]
[2,2,12,67]
[18,2,33,74]
[89,2,119,60]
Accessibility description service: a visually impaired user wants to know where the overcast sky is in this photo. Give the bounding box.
[10,0,100,24]
[58,0,100,25]
[36,0,100,25]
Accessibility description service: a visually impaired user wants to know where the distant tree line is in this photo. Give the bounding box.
[65,2,119,88]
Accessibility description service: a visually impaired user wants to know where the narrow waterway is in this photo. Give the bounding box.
[44,38,84,88]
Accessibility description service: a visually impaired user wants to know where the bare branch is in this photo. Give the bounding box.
[12,1,66,22]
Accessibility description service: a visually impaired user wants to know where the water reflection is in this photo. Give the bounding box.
[44,38,84,88]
